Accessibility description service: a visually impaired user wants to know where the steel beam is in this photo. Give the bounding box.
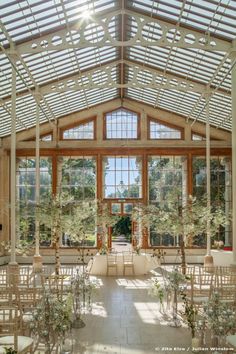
[4,9,231,55]
[0,59,230,107]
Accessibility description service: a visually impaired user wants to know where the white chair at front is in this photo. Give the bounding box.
[123,252,135,276]
[107,253,118,276]
[0,307,34,353]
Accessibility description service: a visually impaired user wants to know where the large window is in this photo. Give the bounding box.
[16,157,52,246]
[105,108,139,139]
[148,156,187,246]
[103,156,142,199]
[193,156,232,247]
[59,156,97,246]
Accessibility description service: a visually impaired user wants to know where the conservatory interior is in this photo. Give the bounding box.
[0,0,236,353]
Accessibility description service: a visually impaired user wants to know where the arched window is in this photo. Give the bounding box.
[105,108,139,139]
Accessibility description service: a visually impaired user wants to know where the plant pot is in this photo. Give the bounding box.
[191,337,201,352]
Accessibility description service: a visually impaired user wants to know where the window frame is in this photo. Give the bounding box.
[60,117,96,141]
[147,116,184,140]
[102,155,143,200]
[103,107,141,140]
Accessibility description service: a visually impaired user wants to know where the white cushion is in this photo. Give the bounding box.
[226,335,236,348]
[0,336,34,353]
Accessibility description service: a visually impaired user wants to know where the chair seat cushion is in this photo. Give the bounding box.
[0,336,34,353]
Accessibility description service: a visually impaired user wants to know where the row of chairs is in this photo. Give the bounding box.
[0,264,92,353]
[175,265,236,313]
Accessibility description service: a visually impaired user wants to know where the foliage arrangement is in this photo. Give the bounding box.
[70,270,99,327]
[96,201,118,252]
[132,193,230,273]
[213,240,224,249]
[149,269,188,306]
[203,291,236,337]
[181,291,198,338]
[30,291,73,354]
[37,192,75,274]
[148,277,165,305]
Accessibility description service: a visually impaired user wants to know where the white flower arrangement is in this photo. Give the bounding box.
[213,240,224,250]
[149,269,188,305]
[203,291,236,337]
[30,291,73,354]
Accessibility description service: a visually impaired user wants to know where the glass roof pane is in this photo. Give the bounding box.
[0,0,235,136]
[129,0,236,39]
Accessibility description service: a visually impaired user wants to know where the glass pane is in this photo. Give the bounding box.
[124,203,133,214]
[111,203,121,214]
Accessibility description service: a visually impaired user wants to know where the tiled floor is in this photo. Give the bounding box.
[71,274,191,354]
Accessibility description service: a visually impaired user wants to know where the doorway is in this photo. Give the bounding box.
[108,202,141,251]
[112,215,132,251]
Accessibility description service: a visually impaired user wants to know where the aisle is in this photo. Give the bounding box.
[72,275,191,354]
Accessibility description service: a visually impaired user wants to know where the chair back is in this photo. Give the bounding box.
[59,266,74,277]
[0,307,18,351]
[107,253,117,265]
[123,251,133,264]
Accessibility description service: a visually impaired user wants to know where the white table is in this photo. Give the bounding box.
[89,253,160,276]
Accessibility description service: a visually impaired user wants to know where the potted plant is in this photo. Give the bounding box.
[30,290,73,354]
[203,291,236,351]
[149,268,188,325]
[38,192,75,274]
[70,269,99,328]
[181,291,201,351]
[149,277,166,311]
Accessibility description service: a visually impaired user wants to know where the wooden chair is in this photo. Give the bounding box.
[40,275,65,299]
[59,266,74,277]
[188,275,213,313]
[0,285,15,306]
[0,306,34,353]
[123,251,135,276]
[85,258,94,277]
[0,273,7,288]
[17,287,41,335]
[215,285,236,307]
[107,253,118,276]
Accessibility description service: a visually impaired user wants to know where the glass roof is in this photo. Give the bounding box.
[0,0,235,137]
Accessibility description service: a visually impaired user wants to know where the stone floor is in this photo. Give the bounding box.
[71,273,192,354]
